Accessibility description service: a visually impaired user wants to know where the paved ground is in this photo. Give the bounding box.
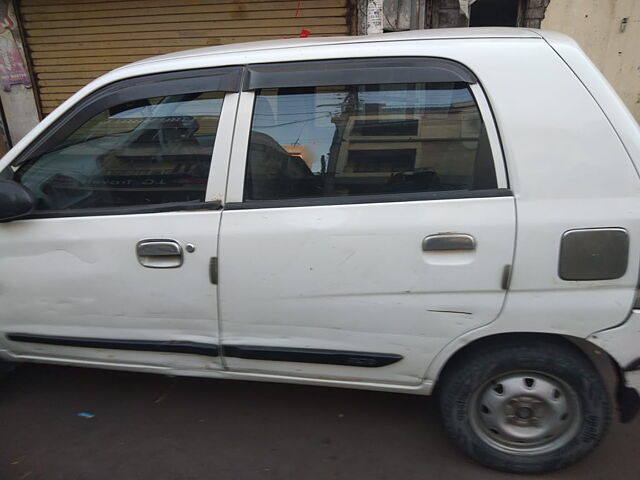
[1,364,639,480]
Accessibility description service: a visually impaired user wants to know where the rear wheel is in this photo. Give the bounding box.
[437,339,610,473]
[0,359,15,380]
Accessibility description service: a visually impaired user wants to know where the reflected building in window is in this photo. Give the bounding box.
[282,144,315,170]
[246,83,494,201]
[326,86,482,195]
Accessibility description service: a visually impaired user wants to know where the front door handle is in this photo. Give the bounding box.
[136,239,183,268]
[422,234,476,252]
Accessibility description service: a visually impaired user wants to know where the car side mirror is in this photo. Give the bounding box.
[0,180,35,221]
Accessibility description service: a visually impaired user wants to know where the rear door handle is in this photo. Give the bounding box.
[422,234,476,252]
[136,239,183,268]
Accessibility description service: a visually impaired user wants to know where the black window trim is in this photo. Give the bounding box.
[14,200,222,221]
[14,66,243,166]
[473,80,511,190]
[8,66,243,220]
[243,57,478,90]
[226,188,513,210]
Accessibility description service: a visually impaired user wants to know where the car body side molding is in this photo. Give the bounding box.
[7,333,220,357]
[223,345,403,367]
[7,334,403,368]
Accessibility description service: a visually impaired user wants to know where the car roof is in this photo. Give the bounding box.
[129,27,541,69]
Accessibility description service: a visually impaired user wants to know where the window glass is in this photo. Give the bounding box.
[16,91,224,211]
[245,83,496,201]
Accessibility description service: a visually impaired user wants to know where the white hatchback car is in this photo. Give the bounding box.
[0,28,639,473]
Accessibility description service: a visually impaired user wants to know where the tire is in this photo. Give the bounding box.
[436,338,610,474]
[0,359,15,380]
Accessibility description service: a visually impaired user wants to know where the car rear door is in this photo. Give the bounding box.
[218,58,516,386]
[0,67,241,372]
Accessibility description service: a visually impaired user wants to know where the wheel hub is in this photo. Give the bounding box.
[470,372,581,455]
[516,406,532,419]
[505,396,544,426]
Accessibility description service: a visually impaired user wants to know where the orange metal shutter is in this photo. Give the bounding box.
[19,0,352,115]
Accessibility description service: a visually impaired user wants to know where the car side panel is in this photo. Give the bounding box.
[424,38,640,380]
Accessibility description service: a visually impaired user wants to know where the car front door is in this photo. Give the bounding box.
[0,67,241,372]
[218,58,516,386]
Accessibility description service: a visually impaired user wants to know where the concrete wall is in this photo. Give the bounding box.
[0,0,40,145]
[432,0,468,28]
[0,85,39,143]
[542,0,640,122]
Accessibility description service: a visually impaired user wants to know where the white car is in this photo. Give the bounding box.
[0,27,639,474]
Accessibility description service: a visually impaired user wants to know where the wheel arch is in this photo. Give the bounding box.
[429,331,639,423]
[431,332,604,387]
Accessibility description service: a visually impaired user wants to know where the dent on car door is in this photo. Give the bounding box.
[218,58,515,385]
[0,67,241,371]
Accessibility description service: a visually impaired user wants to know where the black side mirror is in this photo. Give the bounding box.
[0,180,35,221]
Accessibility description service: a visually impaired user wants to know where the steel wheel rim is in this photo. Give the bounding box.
[469,371,582,455]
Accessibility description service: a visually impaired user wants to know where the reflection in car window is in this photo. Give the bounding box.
[16,91,224,211]
[244,83,496,201]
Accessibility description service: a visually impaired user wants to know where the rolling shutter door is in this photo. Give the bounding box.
[19,0,352,115]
